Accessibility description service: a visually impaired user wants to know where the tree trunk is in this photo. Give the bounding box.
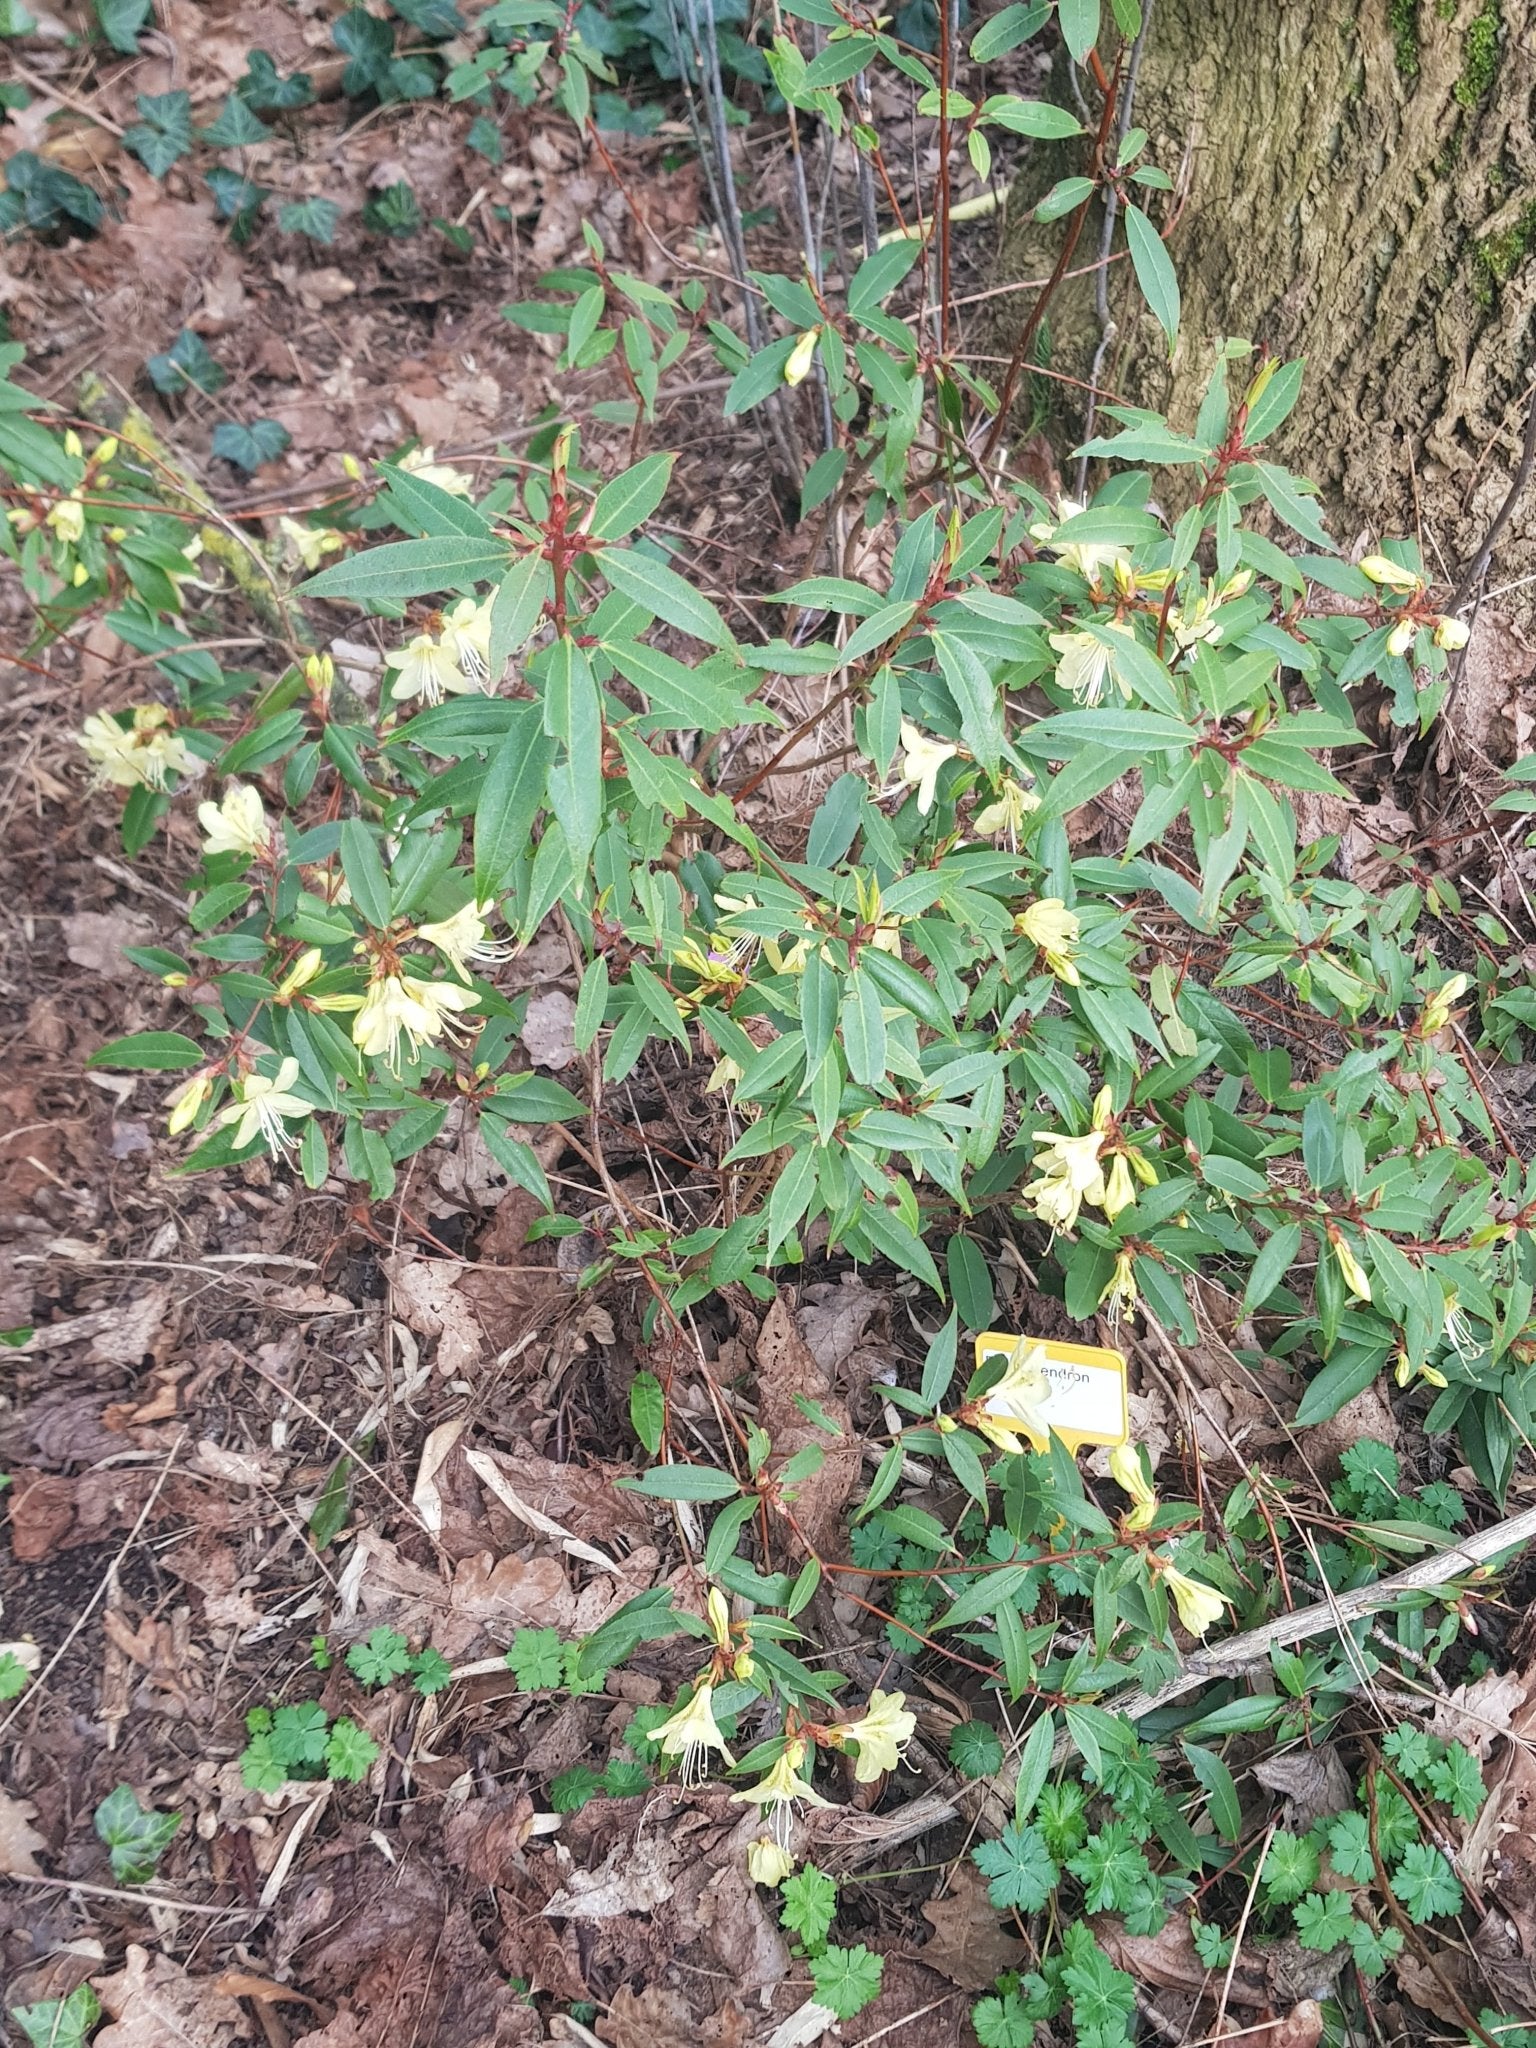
[996,0,1536,606]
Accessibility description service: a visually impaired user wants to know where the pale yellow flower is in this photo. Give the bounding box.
[1098,1249,1140,1325]
[706,1587,733,1656]
[164,1071,212,1136]
[1158,1559,1229,1638]
[1360,554,1422,593]
[1434,614,1470,651]
[385,631,474,706]
[277,948,325,1001]
[198,782,271,860]
[1419,973,1469,1037]
[78,706,198,791]
[400,445,474,496]
[747,1835,796,1887]
[46,495,85,545]
[414,900,511,981]
[1333,1236,1372,1304]
[215,1057,313,1160]
[654,1680,734,1787]
[1387,617,1416,659]
[1049,628,1116,706]
[825,1689,915,1783]
[730,1737,834,1848]
[1031,497,1130,586]
[897,721,960,815]
[279,517,345,571]
[1101,1153,1136,1223]
[1109,1442,1156,1530]
[439,595,495,685]
[1015,898,1080,985]
[784,329,820,387]
[971,1339,1051,1454]
[973,778,1039,839]
[1022,1128,1106,1235]
[352,972,482,1070]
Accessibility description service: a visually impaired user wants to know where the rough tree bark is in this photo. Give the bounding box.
[996,0,1536,610]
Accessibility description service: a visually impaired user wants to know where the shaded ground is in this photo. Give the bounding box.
[7,5,1536,2047]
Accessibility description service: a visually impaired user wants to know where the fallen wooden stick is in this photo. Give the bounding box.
[1086,1499,1536,1734]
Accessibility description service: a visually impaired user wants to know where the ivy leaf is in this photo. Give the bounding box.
[1293,1890,1354,1952]
[93,1784,182,1883]
[278,195,340,244]
[204,166,269,237]
[12,1984,101,2048]
[146,328,226,397]
[948,1720,1005,1780]
[809,1943,884,2020]
[972,1822,1059,1912]
[238,49,314,110]
[392,0,464,30]
[346,1626,411,1687]
[324,1718,379,1782]
[506,1626,566,1690]
[211,417,292,473]
[95,0,150,52]
[200,93,271,147]
[333,6,396,94]
[1392,1842,1463,1924]
[780,1863,838,1952]
[124,90,193,177]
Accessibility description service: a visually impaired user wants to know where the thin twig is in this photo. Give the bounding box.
[1452,377,1536,612]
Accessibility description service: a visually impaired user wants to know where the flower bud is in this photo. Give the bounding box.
[1360,554,1423,593]
[1433,614,1470,651]
[277,947,325,1000]
[784,328,820,387]
[1386,617,1415,659]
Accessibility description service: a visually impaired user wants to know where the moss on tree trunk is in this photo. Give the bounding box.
[995,0,1536,599]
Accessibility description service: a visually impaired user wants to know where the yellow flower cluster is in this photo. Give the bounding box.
[78,706,198,791]
[1022,1087,1155,1236]
[386,595,495,704]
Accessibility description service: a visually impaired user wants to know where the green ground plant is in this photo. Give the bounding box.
[1,0,1529,2037]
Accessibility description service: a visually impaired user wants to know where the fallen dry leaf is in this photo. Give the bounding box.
[597,1984,698,2048]
[0,1788,48,1877]
[919,1861,1028,1990]
[385,1253,485,1377]
[755,1296,858,1559]
[543,1830,677,1919]
[1252,1745,1351,1831]
[1434,1667,1532,1757]
[521,989,578,1069]
[93,1944,254,2046]
[64,909,156,981]
[1092,1914,1269,2006]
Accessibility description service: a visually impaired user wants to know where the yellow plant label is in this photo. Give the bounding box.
[974,1333,1129,1455]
